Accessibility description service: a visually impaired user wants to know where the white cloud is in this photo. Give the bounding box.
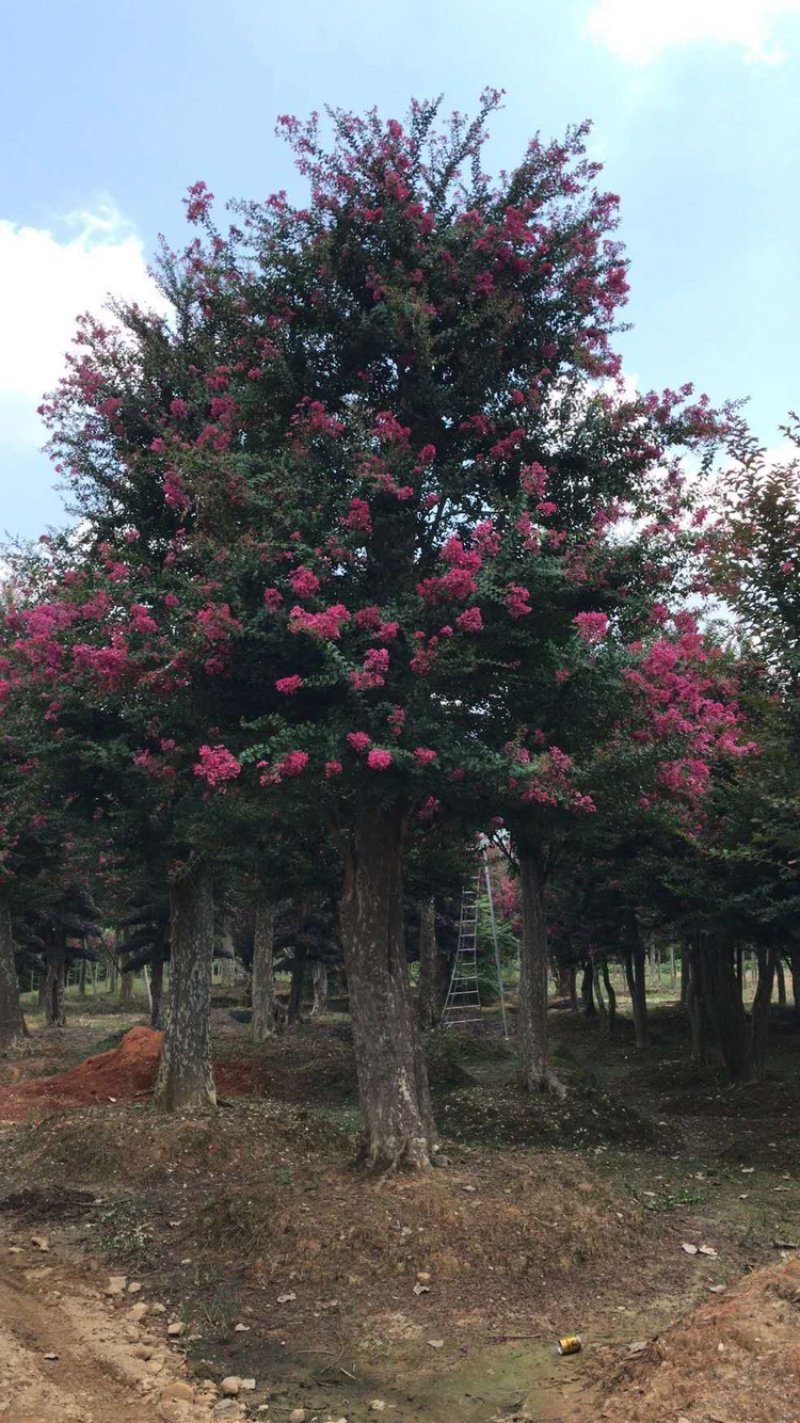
[585,0,800,64]
[0,201,166,456]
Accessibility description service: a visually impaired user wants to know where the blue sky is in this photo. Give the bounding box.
[2,0,798,539]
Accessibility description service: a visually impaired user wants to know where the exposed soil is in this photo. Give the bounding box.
[0,994,799,1421]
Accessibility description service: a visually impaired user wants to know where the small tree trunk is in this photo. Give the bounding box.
[686,940,708,1067]
[153,869,216,1112]
[669,940,676,991]
[0,896,26,1054]
[517,844,564,1095]
[751,947,778,1079]
[680,939,689,1005]
[566,965,578,1011]
[601,956,617,1033]
[581,960,596,1016]
[251,897,276,1043]
[338,803,434,1171]
[624,947,649,1048]
[310,960,328,1017]
[219,915,236,988]
[288,950,306,1024]
[702,938,754,1084]
[417,897,438,1032]
[593,958,609,1034]
[790,945,800,1021]
[776,956,787,1008]
[78,956,88,997]
[150,959,165,1031]
[44,938,66,1029]
[119,971,133,1007]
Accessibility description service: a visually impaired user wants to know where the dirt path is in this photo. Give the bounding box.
[0,1235,234,1423]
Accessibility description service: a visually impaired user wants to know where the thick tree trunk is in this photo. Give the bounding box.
[153,870,216,1112]
[288,950,306,1024]
[702,938,754,1084]
[251,897,276,1043]
[776,955,787,1009]
[624,945,649,1048]
[150,959,165,1031]
[751,947,778,1079]
[517,845,564,1095]
[0,897,26,1054]
[78,957,88,997]
[310,959,328,1017]
[338,804,434,1172]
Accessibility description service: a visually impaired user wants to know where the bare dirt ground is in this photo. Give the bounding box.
[1,992,799,1422]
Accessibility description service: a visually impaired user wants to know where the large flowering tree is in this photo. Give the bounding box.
[9,91,744,1165]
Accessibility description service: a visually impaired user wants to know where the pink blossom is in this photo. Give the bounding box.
[289,565,321,597]
[264,588,284,612]
[414,747,437,766]
[193,744,241,787]
[573,611,609,644]
[367,748,392,771]
[170,398,188,419]
[456,607,483,633]
[289,604,350,639]
[196,602,242,641]
[506,584,531,619]
[276,675,304,695]
[340,498,372,534]
[129,604,157,635]
[278,749,309,777]
[325,760,343,778]
[347,732,371,753]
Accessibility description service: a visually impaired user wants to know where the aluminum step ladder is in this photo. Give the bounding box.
[441,850,509,1037]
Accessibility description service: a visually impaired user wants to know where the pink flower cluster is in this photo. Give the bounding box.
[289,604,351,639]
[573,611,609,644]
[193,744,242,787]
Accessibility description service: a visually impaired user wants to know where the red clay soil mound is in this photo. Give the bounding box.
[0,1027,163,1119]
[596,1254,800,1423]
[0,1028,270,1122]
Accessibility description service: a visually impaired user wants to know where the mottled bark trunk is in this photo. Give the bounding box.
[0,897,26,1054]
[310,959,328,1017]
[702,938,754,1084]
[78,957,88,997]
[517,845,564,1095]
[251,897,275,1043]
[119,971,133,1007]
[153,870,216,1112]
[751,946,778,1079]
[776,956,787,1008]
[416,898,438,1032]
[150,959,165,1031]
[338,804,434,1172]
[288,950,306,1024]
